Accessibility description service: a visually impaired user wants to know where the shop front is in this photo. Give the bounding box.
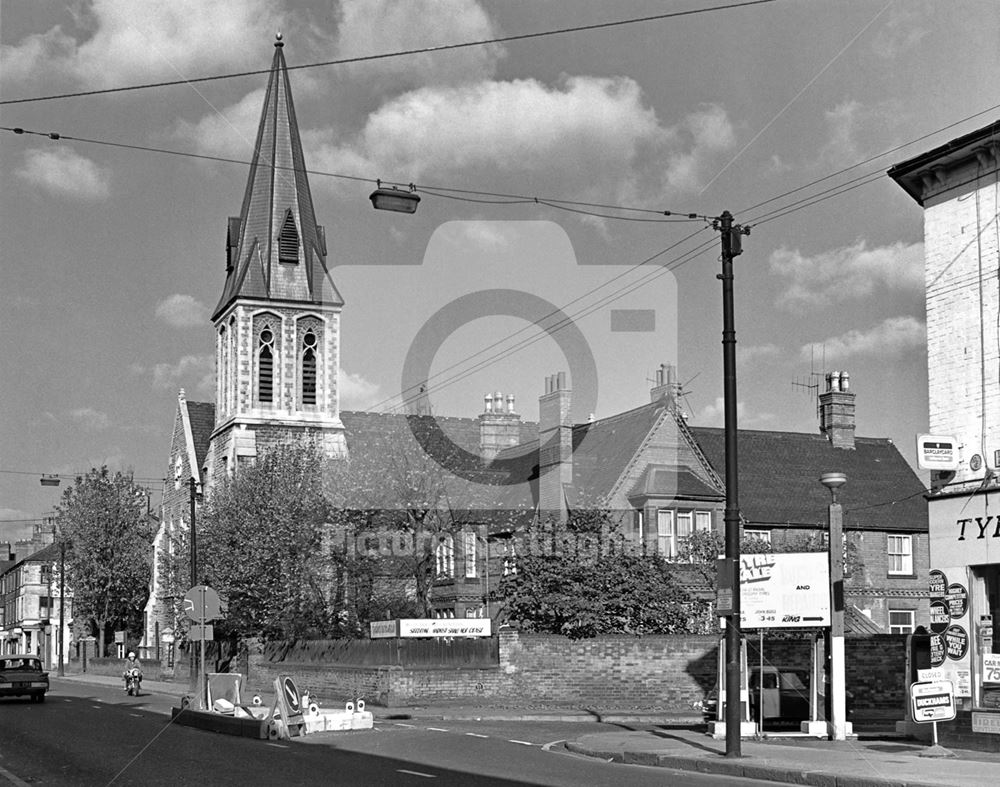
[925,486,1000,749]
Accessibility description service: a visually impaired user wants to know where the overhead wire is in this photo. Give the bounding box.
[0,0,782,106]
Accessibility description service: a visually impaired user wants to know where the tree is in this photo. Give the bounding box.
[199,442,333,641]
[495,513,710,639]
[55,468,155,655]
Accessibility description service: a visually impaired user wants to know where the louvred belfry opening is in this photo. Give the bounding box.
[278,210,299,263]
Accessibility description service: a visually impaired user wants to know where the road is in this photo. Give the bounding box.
[0,682,786,786]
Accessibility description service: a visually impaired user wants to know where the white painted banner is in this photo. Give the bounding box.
[370,618,492,639]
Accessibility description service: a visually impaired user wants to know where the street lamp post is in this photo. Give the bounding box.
[819,472,849,741]
[717,210,748,758]
[57,538,66,677]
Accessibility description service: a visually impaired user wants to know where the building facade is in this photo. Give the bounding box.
[890,119,1000,745]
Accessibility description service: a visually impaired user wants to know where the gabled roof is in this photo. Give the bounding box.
[213,38,342,320]
[186,401,216,472]
[688,427,927,532]
[491,399,723,510]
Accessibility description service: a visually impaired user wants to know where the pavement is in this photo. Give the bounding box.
[56,673,1000,787]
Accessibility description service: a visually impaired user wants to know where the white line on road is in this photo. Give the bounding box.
[508,739,534,746]
[129,713,142,717]
[0,763,31,787]
[464,732,489,738]
[266,743,289,749]
[426,727,449,732]
[397,769,436,778]
[394,722,416,727]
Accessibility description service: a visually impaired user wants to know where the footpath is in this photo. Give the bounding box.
[57,674,999,787]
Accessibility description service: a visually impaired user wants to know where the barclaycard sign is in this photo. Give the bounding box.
[916,434,959,471]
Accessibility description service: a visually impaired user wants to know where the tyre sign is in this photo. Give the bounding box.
[946,583,968,619]
[911,680,956,723]
[930,634,946,667]
[929,601,950,634]
[928,570,948,599]
[944,625,969,661]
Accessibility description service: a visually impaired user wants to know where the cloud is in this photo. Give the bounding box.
[313,78,733,201]
[819,100,902,167]
[802,316,926,362]
[155,294,210,328]
[149,354,215,394]
[170,88,265,160]
[16,148,110,201]
[68,407,110,431]
[872,7,930,59]
[770,239,924,312]
[334,0,503,87]
[738,343,783,367]
[1,0,283,91]
[340,370,382,410]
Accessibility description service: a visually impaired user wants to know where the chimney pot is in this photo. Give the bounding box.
[506,394,516,414]
[484,393,493,413]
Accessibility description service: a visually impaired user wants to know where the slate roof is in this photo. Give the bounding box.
[688,427,927,532]
[185,401,216,472]
[213,40,342,320]
[490,399,721,509]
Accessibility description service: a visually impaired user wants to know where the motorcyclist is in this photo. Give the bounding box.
[122,651,142,692]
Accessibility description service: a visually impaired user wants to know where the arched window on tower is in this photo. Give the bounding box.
[219,324,227,414]
[278,210,299,264]
[258,326,275,404]
[301,330,317,406]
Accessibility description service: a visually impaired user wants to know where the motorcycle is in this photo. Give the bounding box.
[124,667,142,696]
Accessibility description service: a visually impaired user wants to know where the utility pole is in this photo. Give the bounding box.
[716,210,749,758]
[188,477,199,698]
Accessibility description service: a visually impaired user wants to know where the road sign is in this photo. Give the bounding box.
[183,585,221,622]
[188,624,214,642]
[910,680,956,723]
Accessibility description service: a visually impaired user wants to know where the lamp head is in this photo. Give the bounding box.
[819,472,847,490]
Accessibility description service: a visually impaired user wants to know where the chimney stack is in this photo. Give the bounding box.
[650,362,679,406]
[539,372,572,522]
[819,371,856,449]
[479,390,522,461]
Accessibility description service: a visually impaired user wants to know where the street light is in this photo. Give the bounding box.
[369,183,421,214]
[819,471,850,741]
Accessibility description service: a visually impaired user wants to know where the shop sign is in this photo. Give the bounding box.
[910,680,956,723]
[972,712,1000,734]
[929,601,950,634]
[928,569,948,598]
[983,654,1000,685]
[944,625,969,660]
[930,633,946,667]
[945,583,968,618]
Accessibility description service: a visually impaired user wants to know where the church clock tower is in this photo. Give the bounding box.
[207,35,345,480]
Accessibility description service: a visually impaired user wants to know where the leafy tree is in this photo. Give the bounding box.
[199,442,333,641]
[55,468,155,655]
[495,513,710,639]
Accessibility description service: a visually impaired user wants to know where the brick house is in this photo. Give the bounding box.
[0,537,72,668]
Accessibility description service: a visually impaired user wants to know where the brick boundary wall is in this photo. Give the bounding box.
[65,631,910,715]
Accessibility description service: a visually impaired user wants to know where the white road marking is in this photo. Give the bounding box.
[509,739,534,746]
[129,713,142,717]
[266,743,289,749]
[0,763,31,787]
[397,769,436,778]
[426,727,448,732]
[541,739,564,751]
[464,732,489,738]
[394,722,416,728]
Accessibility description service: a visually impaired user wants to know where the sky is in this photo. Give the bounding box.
[2,0,998,540]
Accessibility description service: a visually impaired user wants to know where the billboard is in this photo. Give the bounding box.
[740,552,831,628]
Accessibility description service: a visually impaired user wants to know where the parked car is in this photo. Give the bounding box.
[0,654,49,703]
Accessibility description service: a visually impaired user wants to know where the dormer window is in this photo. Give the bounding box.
[278,210,299,264]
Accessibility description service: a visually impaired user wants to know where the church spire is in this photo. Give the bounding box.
[213,35,342,320]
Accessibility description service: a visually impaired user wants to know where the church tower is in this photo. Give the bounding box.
[207,35,345,480]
